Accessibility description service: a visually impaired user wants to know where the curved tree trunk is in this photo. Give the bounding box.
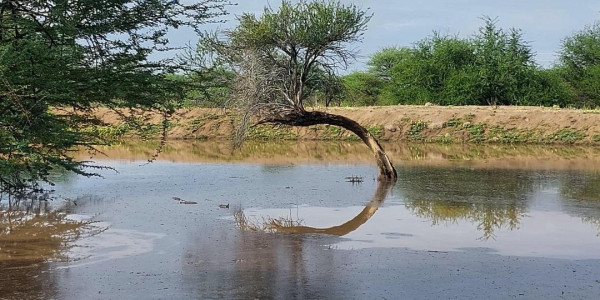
[258,110,397,180]
[270,179,394,235]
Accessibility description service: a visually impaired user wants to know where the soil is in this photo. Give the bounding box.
[94,105,600,144]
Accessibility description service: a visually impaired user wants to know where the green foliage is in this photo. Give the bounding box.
[340,17,579,107]
[408,121,428,140]
[225,0,370,110]
[547,129,586,144]
[445,118,463,127]
[559,21,600,107]
[341,72,384,106]
[464,123,486,143]
[0,0,229,195]
[367,125,384,139]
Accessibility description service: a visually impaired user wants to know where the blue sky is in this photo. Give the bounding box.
[174,0,600,71]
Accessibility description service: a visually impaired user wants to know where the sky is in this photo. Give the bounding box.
[172,0,600,72]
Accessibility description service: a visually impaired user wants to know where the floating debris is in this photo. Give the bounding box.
[345,175,363,183]
[173,197,197,204]
[179,200,198,205]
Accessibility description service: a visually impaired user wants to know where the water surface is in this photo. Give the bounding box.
[2,140,600,299]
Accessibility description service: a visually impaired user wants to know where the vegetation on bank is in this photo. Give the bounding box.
[0,0,230,195]
[2,0,600,194]
[180,17,600,109]
[90,107,600,145]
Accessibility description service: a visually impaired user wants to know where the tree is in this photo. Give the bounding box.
[0,0,229,196]
[341,72,384,106]
[559,21,600,107]
[304,67,344,107]
[365,18,554,107]
[388,35,476,105]
[471,17,538,106]
[207,0,396,180]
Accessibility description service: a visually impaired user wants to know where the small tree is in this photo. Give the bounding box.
[471,17,537,106]
[209,0,396,180]
[341,72,384,106]
[0,1,230,196]
[559,21,600,107]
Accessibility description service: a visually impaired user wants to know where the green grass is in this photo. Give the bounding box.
[433,134,454,143]
[408,120,428,140]
[444,118,462,127]
[463,122,486,143]
[368,125,384,139]
[546,129,586,144]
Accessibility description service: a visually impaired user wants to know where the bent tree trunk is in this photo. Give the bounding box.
[258,110,397,180]
[271,179,394,235]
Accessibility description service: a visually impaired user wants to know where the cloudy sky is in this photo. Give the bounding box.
[175,0,600,71]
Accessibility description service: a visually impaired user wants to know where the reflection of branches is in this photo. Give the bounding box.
[235,180,394,236]
[0,197,104,266]
[406,200,524,240]
[581,216,600,237]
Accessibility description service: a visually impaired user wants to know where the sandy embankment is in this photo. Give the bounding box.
[94,105,600,144]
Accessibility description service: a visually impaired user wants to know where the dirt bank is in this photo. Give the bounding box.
[94,105,600,144]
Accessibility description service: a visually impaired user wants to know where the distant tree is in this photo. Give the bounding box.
[0,1,229,196]
[368,47,410,81]
[206,0,396,180]
[471,17,538,106]
[304,67,344,107]
[341,72,384,106]
[559,21,600,107]
[365,18,554,107]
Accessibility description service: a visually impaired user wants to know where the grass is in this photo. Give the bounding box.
[92,124,132,140]
[463,122,486,143]
[488,127,528,144]
[368,125,384,139]
[186,113,221,132]
[433,134,454,143]
[444,118,462,127]
[546,129,586,144]
[234,209,304,233]
[247,125,299,140]
[408,120,428,140]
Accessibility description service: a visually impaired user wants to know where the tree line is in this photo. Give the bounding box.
[2,0,599,195]
[181,16,600,109]
[340,17,600,108]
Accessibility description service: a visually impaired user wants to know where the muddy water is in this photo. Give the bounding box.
[2,141,600,299]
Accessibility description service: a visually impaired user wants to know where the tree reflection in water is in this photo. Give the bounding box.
[560,172,600,235]
[0,195,89,299]
[398,167,533,240]
[235,180,394,236]
[225,180,395,299]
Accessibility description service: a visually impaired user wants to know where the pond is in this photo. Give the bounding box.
[2,140,600,299]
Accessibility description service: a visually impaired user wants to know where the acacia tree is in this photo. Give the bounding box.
[559,21,600,107]
[210,0,397,180]
[0,0,230,196]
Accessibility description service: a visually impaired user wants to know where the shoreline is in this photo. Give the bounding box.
[92,105,600,145]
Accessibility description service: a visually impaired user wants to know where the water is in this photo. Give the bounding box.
[2,140,600,299]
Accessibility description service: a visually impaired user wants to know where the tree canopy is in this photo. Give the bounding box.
[0,0,229,196]
[220,0,370,112]
[342,17,574,107]
[203,0,396,180]
[560,21,600,107]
